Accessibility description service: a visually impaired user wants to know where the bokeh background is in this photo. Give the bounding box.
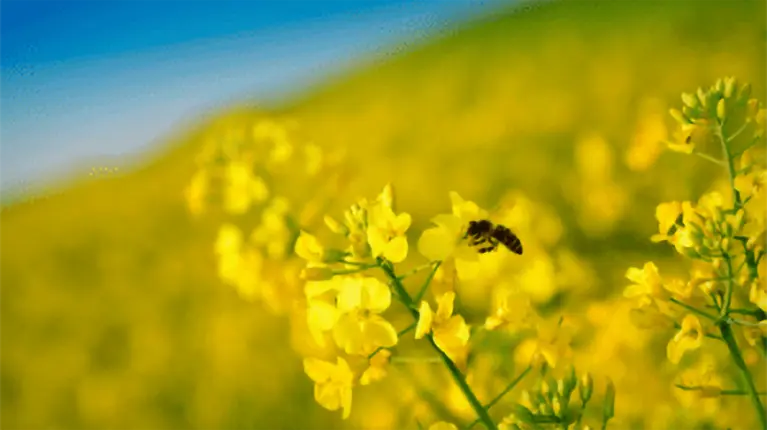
[2,0,766,429]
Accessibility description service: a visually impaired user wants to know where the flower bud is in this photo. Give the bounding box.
[723,77,736,98]
[603,378,615,420]
[682,92,698,108]
[697,88,708,107]
[670,108,691,125]
[717,99,726,123]
[748,99,760,119]
[509,404,535,425]
[579,373,593,404]
[552,396,563,416]
[324,215,349,236]
[738,83,752,102]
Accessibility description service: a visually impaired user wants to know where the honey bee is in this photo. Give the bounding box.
[464,219,523,255]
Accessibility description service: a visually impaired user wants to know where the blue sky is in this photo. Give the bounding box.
[1,0,508,195]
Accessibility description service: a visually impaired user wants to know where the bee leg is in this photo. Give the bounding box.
[470,237,487,246]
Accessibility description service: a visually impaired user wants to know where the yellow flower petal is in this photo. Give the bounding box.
[304,357,336,383]
[362,316,398,350]
[418,227,455,261]
[333,313,364,354]
[360,278,391,314]
[436,291,456,321]
[383,236,409,263]
[295,230,325,263]
[415,301,434,339]
[667,314,703,364]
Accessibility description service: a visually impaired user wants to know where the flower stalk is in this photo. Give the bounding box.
[377,257,498,430]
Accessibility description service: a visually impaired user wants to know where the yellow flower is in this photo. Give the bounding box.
[366,201,411,263]
[674,354,723,415]
[360,349,391,385]
[749,280,767,312]
[417,192,486,263]
[295,231,326,264]
[414,291,470,364]
[650,201,682,243]
[303,357,354,419]
[232,249,263,301]
[667,314,704,364]
[223,161,269,214]
[735,169,767,201]
[428,422,458,430]
[514,317,573,369]
[251,197,292,259]
[333,277,398,355]
[185,169,208,215]
[306,298,340,348]
[485,289,536,331]
[623,262,670,302]
[663,278,693,300]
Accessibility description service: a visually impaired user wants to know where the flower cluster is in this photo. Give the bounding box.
[623,78,767,429]
[185,114,614,429]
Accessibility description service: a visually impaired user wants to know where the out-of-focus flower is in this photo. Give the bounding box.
[223,162,269,214]
[515,317,573,369]
[485,288,536,331]
[295,231,326,264]
[625,98,667,171]
[667,314,703,364]
[251,197,292,259]
[360,349,391,386]
[303,357,354,419]
[623,262,670,302]
[674,354,723,416]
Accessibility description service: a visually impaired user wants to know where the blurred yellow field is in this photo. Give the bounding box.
[2,1,766,429]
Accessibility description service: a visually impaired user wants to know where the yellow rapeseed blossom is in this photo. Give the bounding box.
[414,291,470,364]
[360,349,391,386]
[251,197,292,259]
[515,317,573,369]
[295,230,326,264]
[223,162,269,214]
[485,288,536,331]
[333,277,398,356]
[417,192,486,278]
[366,197,411,263]
[650,201,682,243]
[735,169,766,201]
[303,357,354,419]
[667,314,703,364]
[623,262,670,302]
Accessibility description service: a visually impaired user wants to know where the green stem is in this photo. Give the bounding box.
[676,384,767,396]
[693,151,727,167]
[397,261,439,281]
[721,254,736,318]
[719,321,767,429]
[716,125,742,209]
[414,261,442,303]
[378,258,497,430]
[669,297,719,321]
[466,366,533,430]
